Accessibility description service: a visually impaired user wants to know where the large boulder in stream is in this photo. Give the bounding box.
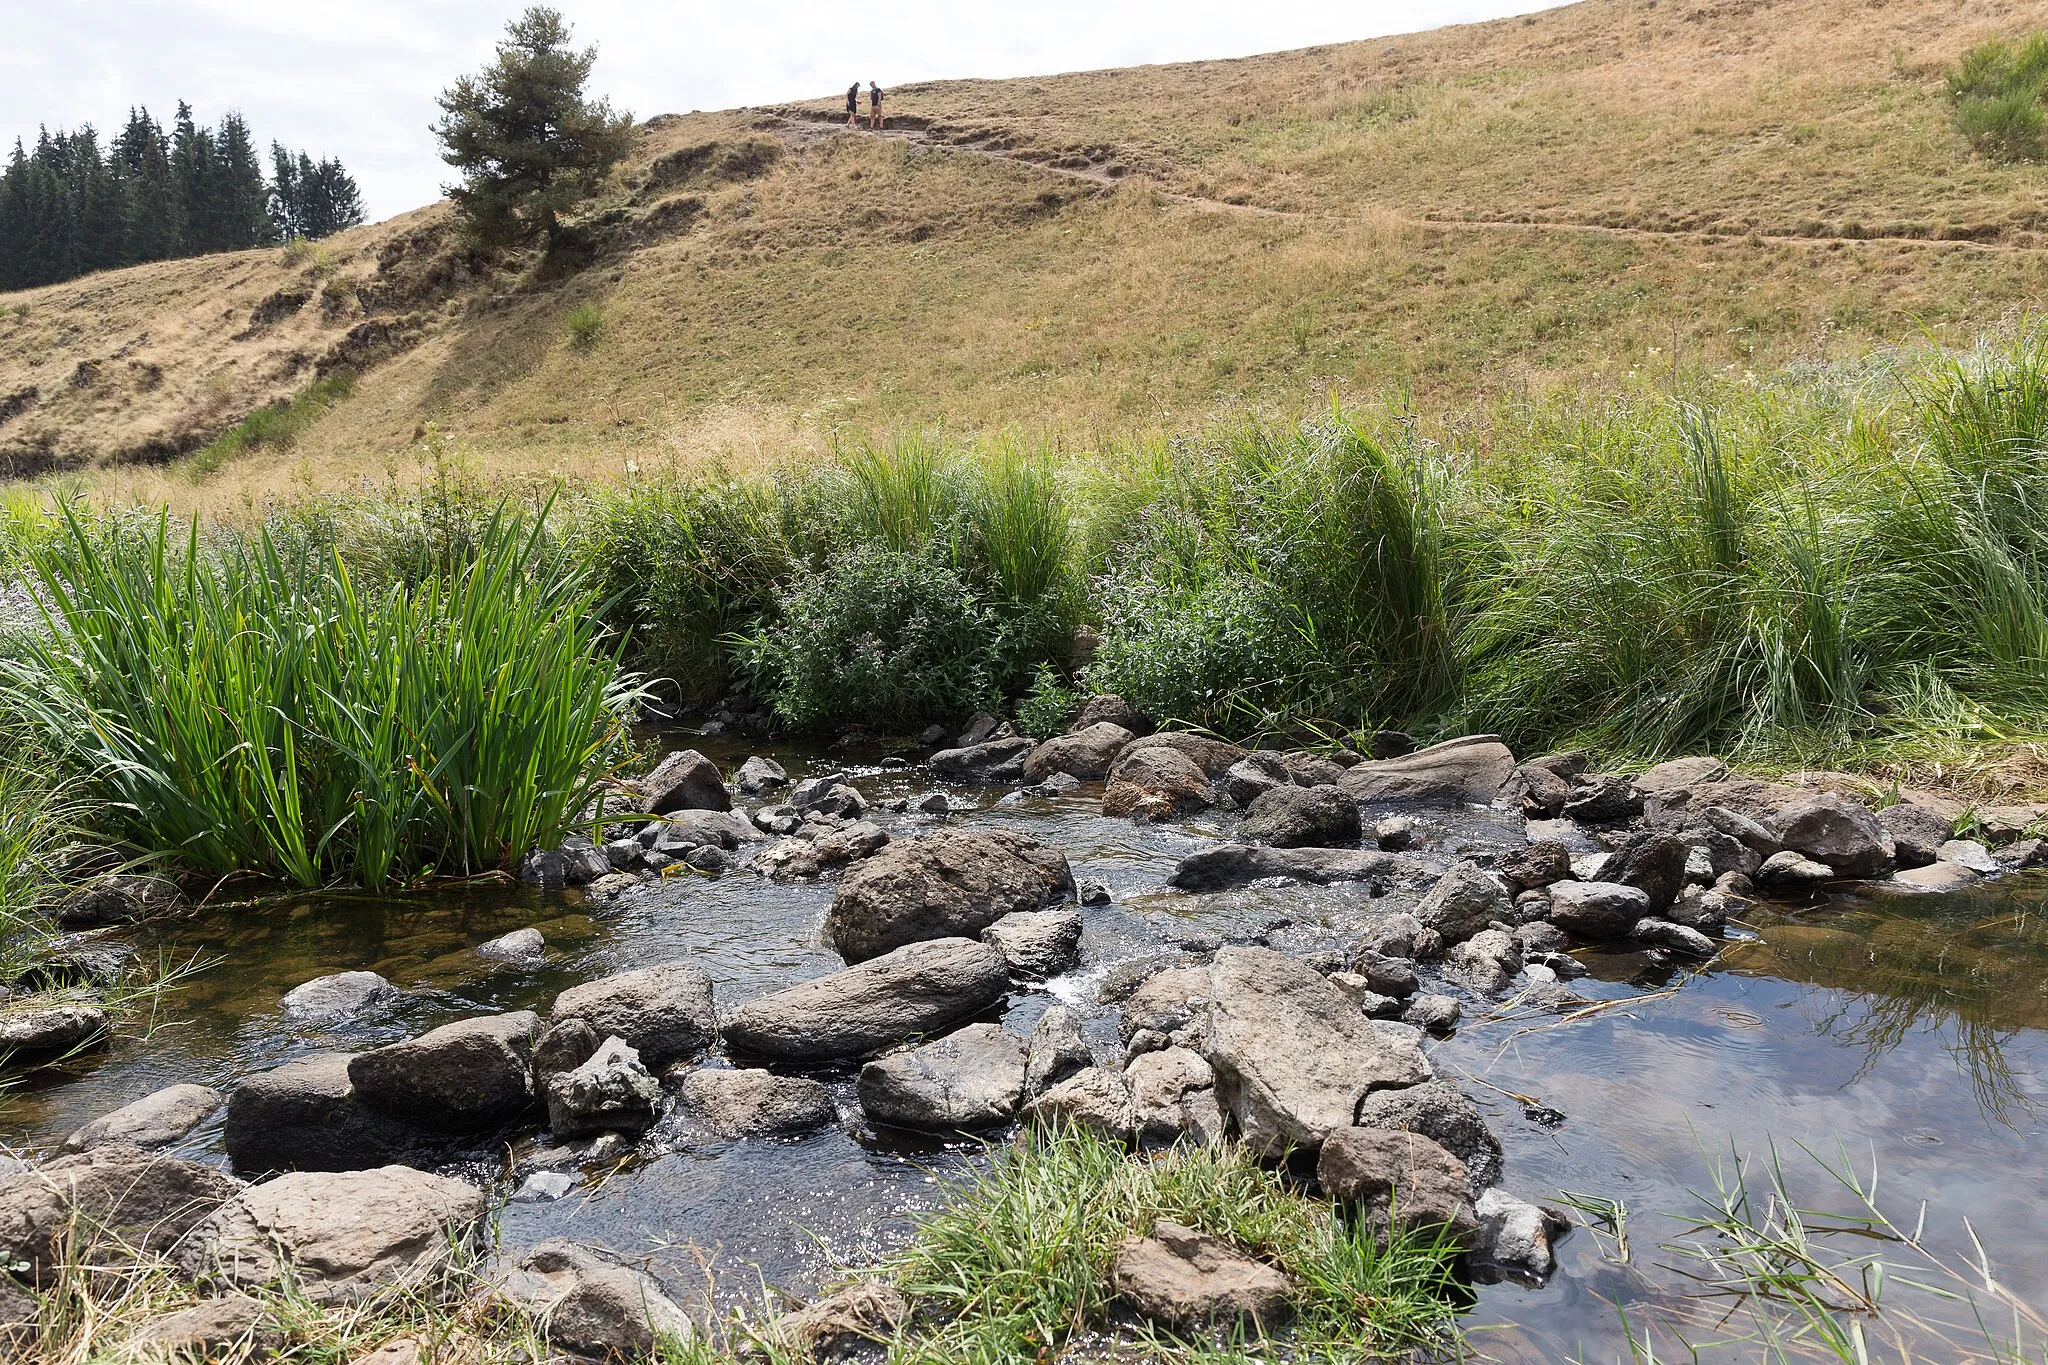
[636,749,730,813]
[1102,746,1213,821]
[1235,784,1361,848]
[722,938,1010,1063]
[181,1166,486,1304]
[0,1144,242,1283]
[676,1068,838,1138]
[549,962,719,1070]
[280,970,399,1022]
[1024,723,1135,783]
[224,1054,429,1174]
[1338,736,1516,806]
[347,1012,540,1134]
[1768,792,1896,878]
[1197,948,1432,1154]
[825,830,1074,963]
[1168,845,1428,893]
[928,736,1035,784]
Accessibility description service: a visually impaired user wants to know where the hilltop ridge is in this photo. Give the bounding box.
[4,0,2048,498]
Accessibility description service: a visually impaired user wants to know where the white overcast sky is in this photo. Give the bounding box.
[4,1,1568,220]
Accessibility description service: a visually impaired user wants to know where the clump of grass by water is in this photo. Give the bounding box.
[887,1123,1463,1362]
[3,501,638,890]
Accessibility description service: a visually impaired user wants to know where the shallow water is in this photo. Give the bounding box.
[5,738,2045,1358]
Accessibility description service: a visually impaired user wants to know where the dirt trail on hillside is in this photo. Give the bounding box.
[768,110,2041,256]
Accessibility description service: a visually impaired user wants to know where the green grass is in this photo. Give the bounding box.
[1949,33,2048,162]
[566,302,606,348]
[191,367,358,474]
[885,1123,1463,1363]
[2,500,639,890]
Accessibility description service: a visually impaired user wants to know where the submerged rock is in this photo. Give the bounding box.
[857,1023,1025,1132]
[1112,1220,1292,1331]
[1167,844,1425,892]
[65,1082,222,1153]
[722,937,1009,1063]
[826,829,1074,963]
[280,970,399,1023]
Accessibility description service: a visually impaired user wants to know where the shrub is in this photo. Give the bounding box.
[566,302,605,348]
[4,502,637,889]
[1948,33,2048,161]
[1016,663,1080,739]
[738,543,1001,732]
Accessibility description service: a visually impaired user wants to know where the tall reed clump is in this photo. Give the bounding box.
[3,502,637,890]
[1085,409,1460,735]
[1948,32,2048,162]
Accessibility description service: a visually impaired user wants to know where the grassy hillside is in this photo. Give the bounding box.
[5,0,2048,503]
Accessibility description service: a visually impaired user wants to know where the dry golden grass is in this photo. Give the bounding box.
[9,0,2048,506]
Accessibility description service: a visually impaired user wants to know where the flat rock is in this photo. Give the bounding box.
[723,937,1009,1063]
[1632,918,1717,957]
[1634,756,1728,793]
[1338,735,1515,806]
[347,1012,539,1133]
[1758,849,1836,888]
[130,1294,279,1359]
[1316,1128,1480,1248]
[1354,1080,1503,1189]
[1120,965,1214,1041]
[549,963,718,1070]
[1112,1220,1292,1331]
[1236,784,1361,848]
[1892,860,1981,892]
[1024,722,1135,782]
[0,1002,110,1060]
[676,1068,837,1138]
[637,749,730,813]
[1167,844,1427,892]
[1199,947,1431,1154]
[857,1023,1025,1131]
[544,1036,660,1138]
[0,1144,241,1282]
[982,907,1083,979]
[185,1166,485,1304]
[826,830,1074,963]
[281,971,399,1023]
[1938,838,1999,875]
[66,1082,221,1153]
[1547,881,1651,940]
[928,736,1035,784]
[224,1053,427,1175]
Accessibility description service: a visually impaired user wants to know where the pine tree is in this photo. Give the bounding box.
[432,6,634,253]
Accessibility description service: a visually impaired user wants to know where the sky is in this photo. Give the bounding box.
[4,1,1569,221]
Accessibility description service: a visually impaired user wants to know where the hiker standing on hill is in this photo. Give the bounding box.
[869,81,885,130]
[846,82,860,127]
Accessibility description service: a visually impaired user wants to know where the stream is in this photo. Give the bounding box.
[4,736,2044,1361]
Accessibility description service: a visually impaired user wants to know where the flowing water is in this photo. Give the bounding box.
[5,738,2045,1360]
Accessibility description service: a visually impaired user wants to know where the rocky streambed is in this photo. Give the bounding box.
[4,707,2047,1358]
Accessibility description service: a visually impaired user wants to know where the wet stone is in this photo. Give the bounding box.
[280,971,399,1023]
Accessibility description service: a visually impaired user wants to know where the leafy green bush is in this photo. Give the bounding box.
[1016,664,1080,739]
[738,544,1002,732]
[1949,34,2048,160]
[4,503,637,889]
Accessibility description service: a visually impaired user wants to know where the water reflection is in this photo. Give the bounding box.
[1728,874,2048,1126]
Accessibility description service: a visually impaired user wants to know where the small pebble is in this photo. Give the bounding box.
[515,1171,575,1201]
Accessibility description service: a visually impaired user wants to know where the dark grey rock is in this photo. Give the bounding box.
[929,737,1035,784]
[1237,784,1362,848]
[676,1067,837,1138]
[1632,918,1717,957]
[1354,1079,1503,1190]
[347,1012,540,1133]
[1317,1128,1480,1248]
[56,874,186,930]
[1605,831,1690,913]
[858,1023,1025,1131]
[1219,753,1292,808]
[224,1053,428,1174]
[1168,844,1426,892]
[1414,860,1510,943]
[544,1036,660,1137]
[1562,774,1641,824]
[1024,1005,1094,1100]
[0,1002,110,1060]
[1401,993,1461,1032]
[1769,792,1894,878]
[722,937,1010,1063]
[827,829,1074,963]
[1496,840,1570,889]
[735,755,788,795]
[638,749,730,813]
[549,962,718,1070]
[1547,881,1651,939]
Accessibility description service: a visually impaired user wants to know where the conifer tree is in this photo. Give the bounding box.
[432,7,634,254]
